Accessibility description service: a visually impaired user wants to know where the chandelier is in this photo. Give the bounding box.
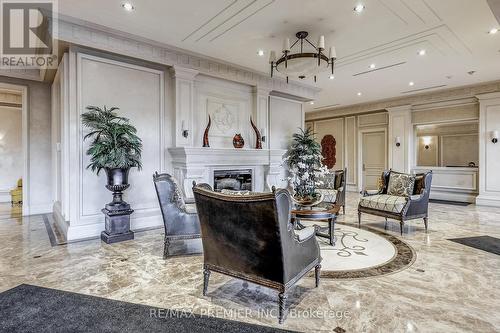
[269,31,336,83]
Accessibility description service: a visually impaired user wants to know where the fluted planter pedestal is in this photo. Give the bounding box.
[101,168,134,244]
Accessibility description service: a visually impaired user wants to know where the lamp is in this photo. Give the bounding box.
[261,128,267,143]
[492,130,498,144]
[422,136,431,150]
[181,120,189,138]
[395,136,401,147]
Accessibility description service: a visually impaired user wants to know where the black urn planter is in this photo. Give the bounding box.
[101,167,134,244]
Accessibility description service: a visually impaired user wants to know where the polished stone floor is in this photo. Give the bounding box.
[1,194,499,332]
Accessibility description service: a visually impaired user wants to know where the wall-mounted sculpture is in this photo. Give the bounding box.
[202,115,211,147]
[321,135,336,169]
[250,117,262,149]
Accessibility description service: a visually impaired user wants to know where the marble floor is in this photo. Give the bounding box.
[1,194,499,332]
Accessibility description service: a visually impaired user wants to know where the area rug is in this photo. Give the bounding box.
[303,223,416,279]
[448,235,500,255]
[0,284,293,333]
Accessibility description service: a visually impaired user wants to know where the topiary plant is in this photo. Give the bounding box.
[81,106,142,175]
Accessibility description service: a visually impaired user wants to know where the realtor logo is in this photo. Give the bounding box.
[1,0,58,68]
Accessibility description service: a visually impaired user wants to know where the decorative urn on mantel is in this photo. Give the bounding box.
[81,106,143,244]
[233,133,244,148]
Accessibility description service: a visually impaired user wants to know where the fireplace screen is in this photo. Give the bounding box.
[213,169,252,192]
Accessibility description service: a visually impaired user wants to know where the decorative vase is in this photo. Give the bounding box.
[233,133,244,148]
[101,167,134,244]
[202,115,211,147]
[250,117,262,149]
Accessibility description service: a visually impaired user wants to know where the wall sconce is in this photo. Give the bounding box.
[422,136,431,150]
[395,136,401,147]
[181,120,189,138]
[491,130,498,144]
[261,128,267,143]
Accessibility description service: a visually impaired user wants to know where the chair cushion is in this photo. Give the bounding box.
[317,188,338,203]
[359,194,408,213]
[387,172,415,197]
[185,203,197,214]
[220,189,254,195]
[294,226,315,241]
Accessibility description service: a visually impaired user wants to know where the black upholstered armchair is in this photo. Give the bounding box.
[358,170,432,235]
[153,172,201,258]
[317,168,347,214]
[193,184,321,324]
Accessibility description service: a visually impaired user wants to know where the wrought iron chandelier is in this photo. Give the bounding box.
[269,31,336,83]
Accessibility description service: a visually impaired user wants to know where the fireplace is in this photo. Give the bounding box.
[214,169,253,192]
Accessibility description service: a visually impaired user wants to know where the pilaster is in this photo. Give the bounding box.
[387,105,413,173]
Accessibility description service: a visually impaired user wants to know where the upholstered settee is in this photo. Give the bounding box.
[153,172,201,258]
[358,170,432,235]
[10,179,22,206]
[316,168,347,214]
[192,183,321,324]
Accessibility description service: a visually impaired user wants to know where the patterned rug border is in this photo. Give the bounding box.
[308,223,417,280]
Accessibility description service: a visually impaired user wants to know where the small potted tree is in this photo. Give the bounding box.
[283,127,328,206]
[81,106,142,243]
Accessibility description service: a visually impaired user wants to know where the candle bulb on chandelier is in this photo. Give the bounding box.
[329,46,336,59]
[282,38,290,52]
[318,35,325,50]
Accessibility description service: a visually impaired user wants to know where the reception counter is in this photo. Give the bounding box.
[412,166,479,203]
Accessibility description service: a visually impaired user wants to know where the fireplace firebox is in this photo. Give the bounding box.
[213,169,252,192]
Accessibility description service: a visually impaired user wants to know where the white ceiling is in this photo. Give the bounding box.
[57,0,500,111]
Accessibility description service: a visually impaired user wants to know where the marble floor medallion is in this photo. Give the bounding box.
[301,221,416,279]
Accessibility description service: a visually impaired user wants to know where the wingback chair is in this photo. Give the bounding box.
[193,184,321,324]
[358,170,432,235]
[10,178,22,206]
[317,168,347,214]
[153,172,201,258]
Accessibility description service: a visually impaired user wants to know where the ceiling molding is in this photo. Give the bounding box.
[306,80,500,120]
[54,14,320,101]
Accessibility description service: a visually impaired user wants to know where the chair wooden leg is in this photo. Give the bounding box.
[384,217,388,230]
[400,221,404,236]
[278,292,287,324]
[163,238,170,259]
[315,264,321,287]
[343,205,345,215]
[423,217,428,233]
[203,267,211,296]
[357,211,361,228]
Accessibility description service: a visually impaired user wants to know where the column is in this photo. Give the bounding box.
[387,105,413,173]
[253,86,271,149]
[476,92,500,207]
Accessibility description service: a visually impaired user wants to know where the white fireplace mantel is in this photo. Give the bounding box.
[168,147,287,198]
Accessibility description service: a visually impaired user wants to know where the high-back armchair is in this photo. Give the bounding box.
[193,184,321,324]
[153,172,201,258]
[317,168,347,214]
[358,170,432,235]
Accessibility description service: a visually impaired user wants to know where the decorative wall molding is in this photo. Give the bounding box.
[54,16,320,101]
[306,80,500,120]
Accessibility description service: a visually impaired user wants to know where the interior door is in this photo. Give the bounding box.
[362,131,386,191]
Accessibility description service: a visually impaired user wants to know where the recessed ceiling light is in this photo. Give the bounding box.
[418,49,426,56]
[357,92,362,96]
[489,28,499,34]
[122,2,134,11]
[309,101,315,105]
[329,75,335,80]
[354,4,365,13]
[257,50,264,56]
[369,63,376,69]
[409,81,415,86]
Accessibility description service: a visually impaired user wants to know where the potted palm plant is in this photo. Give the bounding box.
[81,105,142,243]
[283,127,328,206]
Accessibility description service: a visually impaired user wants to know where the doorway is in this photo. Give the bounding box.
[359,128,387,191]
[0,83,28,217]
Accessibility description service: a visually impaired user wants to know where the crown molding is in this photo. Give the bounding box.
[54,15,320,101]
[306,80,500,121]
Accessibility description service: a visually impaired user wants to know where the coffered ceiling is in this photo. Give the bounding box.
[57,0,500,111]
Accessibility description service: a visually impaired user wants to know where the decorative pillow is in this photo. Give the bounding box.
[387,172,415,197]
[318,173,336,189]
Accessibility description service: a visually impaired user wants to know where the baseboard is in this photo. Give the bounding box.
[475,195,500,207]
[0,189,10,203]
[53,202,69,236]
[25,203,53,215]
[66,213,163,241]
[429,190,477,203]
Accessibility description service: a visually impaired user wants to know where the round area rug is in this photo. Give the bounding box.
[302,222,416,279]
